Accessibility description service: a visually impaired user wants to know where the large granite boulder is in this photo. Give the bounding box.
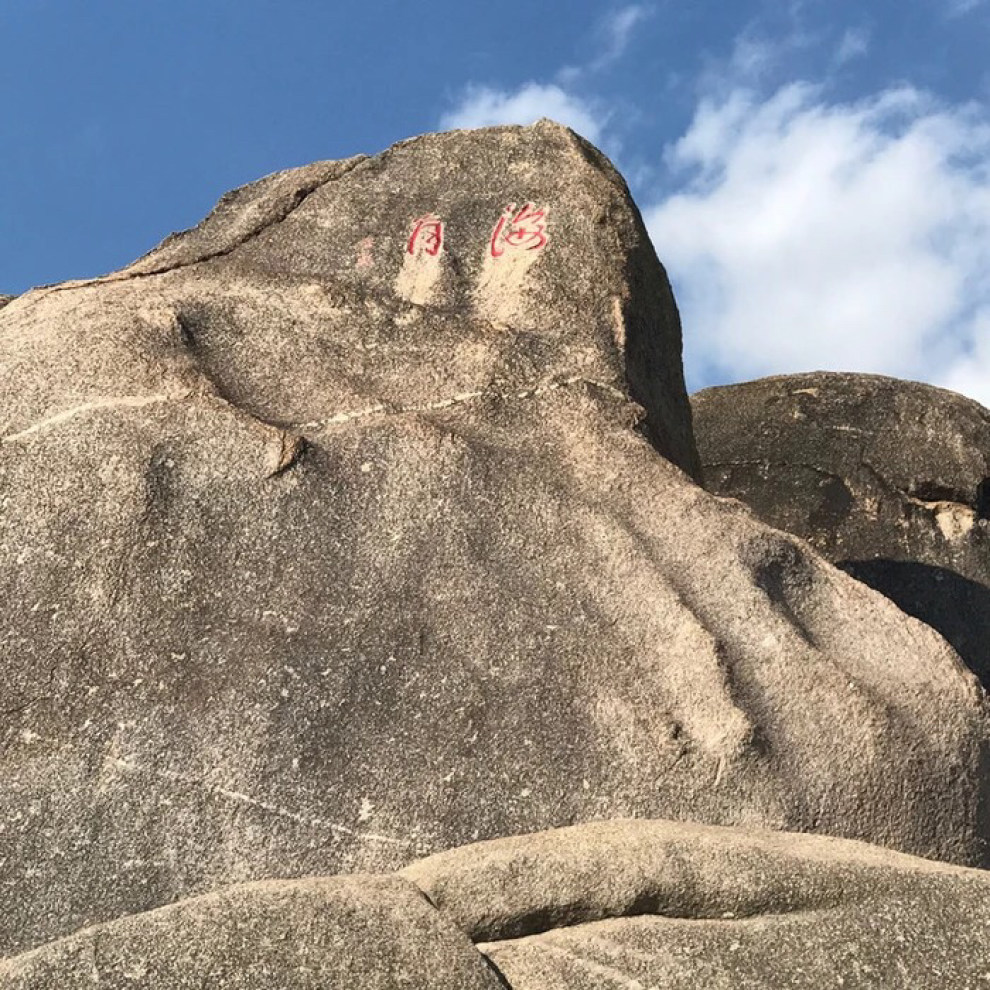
[4,819,989,987]
[1,125,988,956]
[692,372,990,690]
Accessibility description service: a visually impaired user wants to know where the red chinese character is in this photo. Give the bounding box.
[490,203,549,258]
[407,214,444,256]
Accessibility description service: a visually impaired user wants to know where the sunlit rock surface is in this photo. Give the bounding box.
[1,126,987,976]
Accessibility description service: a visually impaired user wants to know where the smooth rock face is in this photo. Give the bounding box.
[5,819,988,988]
[0,875,503,990]
[692,372,990,690]
[452,821,990,989]
[1,126,988,956]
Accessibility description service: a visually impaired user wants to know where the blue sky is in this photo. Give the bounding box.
[3,1,989,401]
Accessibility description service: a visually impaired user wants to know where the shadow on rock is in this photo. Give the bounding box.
[838,559,990,692]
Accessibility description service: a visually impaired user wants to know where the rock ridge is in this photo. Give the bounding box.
[3,820,989,988]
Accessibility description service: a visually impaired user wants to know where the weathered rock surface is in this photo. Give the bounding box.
[5,820,989,987]
[1,126,988,956]
[693,372,990,690]
[0,875,504,989]
[452,820,990,989]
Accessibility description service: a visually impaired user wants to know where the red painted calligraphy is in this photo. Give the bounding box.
[490,203,549,258]
[407,214,444,256]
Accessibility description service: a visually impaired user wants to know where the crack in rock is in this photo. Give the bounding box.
[21,156,367,302]
[1,377,630,448]
[296,376,630,432]
[1,395,178,443]
[110,757,415,849]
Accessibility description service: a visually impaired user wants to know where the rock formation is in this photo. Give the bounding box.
[3,820,989,988]
[1,124,988,983]
[693,372,990,690]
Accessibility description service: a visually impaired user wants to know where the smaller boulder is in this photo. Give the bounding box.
[404,819,990,989]
[0,875,502,990]
[692,372,990,690]
[5,819,990,987]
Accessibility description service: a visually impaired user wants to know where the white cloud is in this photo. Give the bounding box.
[439,8,653,160]
[694,33,777,96]
[597,5,651,67]
[644,84,990,406]
[439,83,606,144]
[834,27,870,65]
[439,8,648,146]
[558,5,652,82]
[727,34,777,82]
[944,0,986,16]
[941,314,990,400]
[696,16,825,96]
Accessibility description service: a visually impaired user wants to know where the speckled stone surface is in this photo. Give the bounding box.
[1,127,987,962]
[4,820,989,987]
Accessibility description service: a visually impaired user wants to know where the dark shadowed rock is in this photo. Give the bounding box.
[1,127,988,957]
[692,372,990,689]
[0,296,13,309]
